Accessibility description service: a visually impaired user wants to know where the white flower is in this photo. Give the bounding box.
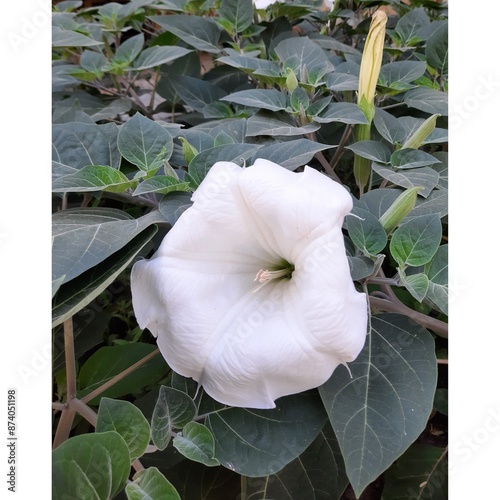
[131,159,367,409]
[253,0,283,9]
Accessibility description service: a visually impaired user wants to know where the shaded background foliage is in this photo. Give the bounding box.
[52,0,448,498]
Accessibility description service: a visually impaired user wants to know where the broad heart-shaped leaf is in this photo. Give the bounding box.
[399,270,430,303]
[390,214,442,267]
[348,255,375,282]
[52,208,165,284]
[274,37,334,80]
[372,163,439,198]
[133,176,191,195]
[96,398,151,463]
[52,26,103,47]
[168,75,227,114]
[151,386,197,451]
[394,7,430,45]
[52,226,157,327]
[113,33,144,65]
[424,244,448,315]
[246,421,349,500]
[360,188,402,219]
[133,46,193,70]
[246,110,320,137]
[221,89,288,112]
[325,72,359,91]
[319,314,437,497]
[126,467,181,500]
[426,22,448,77]
[52,165,136,193]
[149,15,221,53]
[315,103,368,125]
[217,55,281,77]
[346,140,391,164]
[77,343,166,405]
[219,0,253,33]
[404,87,448,116]
[206,391,327,477]
[251,139,332,170]
[406,189,447,220]
[188,143,261,187]
[390,148,441,169]
[382,444,447,500]
[173,422,220,467]
[158,192,193,225]
[373,108,407,145]
[53,122,121,177]
[53,431,130,500]
[379,61,427,88]
[346,207,387,256]
[117,113,173,171]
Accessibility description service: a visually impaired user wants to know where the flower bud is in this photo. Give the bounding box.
[179,137,199,165]
[379,186,423,234]
[286,67,299,93]
[402,114,440,149]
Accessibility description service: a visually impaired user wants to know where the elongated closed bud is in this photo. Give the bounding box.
[285,67,299,93]
[402,114,440,149]
[357,10,387,121]
[179,137,199,165]
[379,186,423,234]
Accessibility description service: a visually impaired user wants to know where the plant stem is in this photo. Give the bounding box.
[329,124,353,171]
[81,349,161,404]
[353,123,372,195]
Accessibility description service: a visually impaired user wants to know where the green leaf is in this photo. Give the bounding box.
[382,444,447,500]
[399,270,430,302]
[426,22,448,77]
[360,188,402,219]
[325,72,359,91]
[218,55,281,77]
[348,255,375,282]
[158,192,193,225]
[219,0,253,33]
[118,114,173,171]
[151,386,197,451]
[52,165,136,193]
[346,207,387,256]
[346,140,391,163]
[80,50,107,73]
[52,26,103,47]
[134,176,190,195]
[78,343,166,404]
[319,314,437,497]
[407,189,447,220]
[53,431,130,500]
[221,89,288,112]
[374,108,407,145]
[379,61,427,88]
[188,144,261,186]
[206,391,327,476]
[404,87,448,116]
[290,86,310,112]
[246,111,320,137]
[52,208,165,284]
[424,244,448,314]
[126,467,181,500]
[390,214,442,267]
[173,422,220,467]
[53,122,121,176]
[390,148,441,169]
[252,139,331,170]
[149,15,221,53]
[52,226,157,327]
[96,398,151,463]
[169,75,227,113]
[372,164,439,198]
[394,8,430,46]
[315,103,368,124]
[113,33,144,66]
[246,422,349,500]
[434,388,448,416]
[134,46,193,70]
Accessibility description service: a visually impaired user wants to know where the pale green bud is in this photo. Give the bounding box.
[402,114,440,149]
[285,68,298,93]
[179,137,199,165]
[379,186,423,234]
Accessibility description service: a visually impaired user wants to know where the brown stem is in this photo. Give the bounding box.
[329,124,353,171]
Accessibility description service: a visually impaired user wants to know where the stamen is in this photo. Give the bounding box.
[252,267,294,293]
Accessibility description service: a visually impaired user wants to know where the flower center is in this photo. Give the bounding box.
[253,260,294,292]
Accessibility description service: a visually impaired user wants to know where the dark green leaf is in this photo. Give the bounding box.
[346,207,387,256]
[206,391,327,476]
[374,108,407,145]
[126,467,181,500]
[325,72,359,91]
[149,15,221,53]
[407,189,447,220]
[246,111,320,137]
[78,343,166,404]
[372,164,439,198]
[404,87,448,116]
[426,22,448,76]
[169,75,227,113]
[290,86,310,112]
[118,113,173,171]
[390,214,442,267]
[379,61,427,87]
[173,422,220,467]
[220,0,253,33]
[151,386,197,451]
[158,192,193,225]
[433,388,448,416]
[346,140,391,163]
[424,244,448,314]
[399,270,430,302]
[133,176,190,195]
[134,46,193,70]
[315,103,368,124]
[53,431,130,500]
[320,314,437,497]
[395,8,430,45]
[222,89,288,112]
[52,26,103,47]
[113,33,144,65]
[391,148,441,169]
[348,255,375,282]
[218,55,281,77]
[52,226,158,327]
[252,139,332,170]
[361,188,402,219]
[96,398,151,463]
[80,50,107,73]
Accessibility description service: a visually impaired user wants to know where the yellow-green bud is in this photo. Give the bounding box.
[379,186,423,234]
[179,137,199,165]
[402,114,440,149]
[285,68,299,93]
